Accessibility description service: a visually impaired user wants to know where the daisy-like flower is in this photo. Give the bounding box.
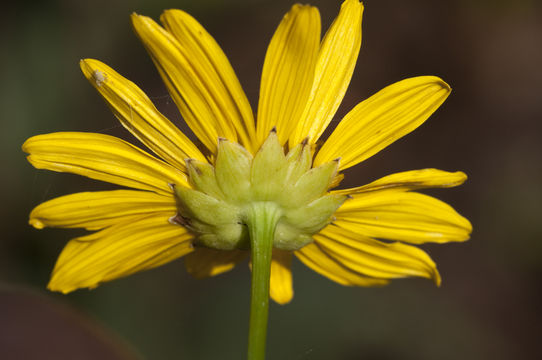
[23,0,471,344]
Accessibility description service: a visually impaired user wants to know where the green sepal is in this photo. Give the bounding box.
[215,138,252,203]
[273,222,313,250]
[283,139,311,186]
[174,186,240,226]
[186,159,224,199]
[282,160,339,207]
[284,194,347,233]
[251,130,287,200]
[197,223,249,250]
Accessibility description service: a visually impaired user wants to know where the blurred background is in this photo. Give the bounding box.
[1,0,541,359]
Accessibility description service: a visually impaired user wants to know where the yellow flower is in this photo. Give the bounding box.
[23,0,471,305]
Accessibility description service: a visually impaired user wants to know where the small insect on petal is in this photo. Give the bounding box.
[92,70,107,87]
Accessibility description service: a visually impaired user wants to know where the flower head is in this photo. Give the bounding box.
[23,0,471,304]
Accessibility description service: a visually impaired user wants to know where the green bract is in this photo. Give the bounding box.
[172,130,348,251]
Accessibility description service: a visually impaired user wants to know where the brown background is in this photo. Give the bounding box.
[1,0,541,359]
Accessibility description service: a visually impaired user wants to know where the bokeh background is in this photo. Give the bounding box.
[2,0,541,359]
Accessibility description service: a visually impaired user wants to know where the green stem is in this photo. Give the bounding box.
[245,202,282,360]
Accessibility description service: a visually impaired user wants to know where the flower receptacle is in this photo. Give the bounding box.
[173,131,348,251]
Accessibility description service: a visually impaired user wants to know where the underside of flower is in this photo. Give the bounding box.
[172,129,347,251]
[21,0,473,310]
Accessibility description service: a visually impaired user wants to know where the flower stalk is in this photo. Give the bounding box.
[245,202,283,360]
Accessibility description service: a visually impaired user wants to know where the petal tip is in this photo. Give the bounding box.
[431,76,452,92]
[29,217,45,230]
[464,218,473,236]
[161,8,188,18]
[440,79,452,92]
[47,279,75,294]
[273,296,293,305]
[79,59,109,87]
[21,139,30,153]
[343,0,364,12]
[434,272,442,287]
[429,261,442,286]
[434,266,442,286]
[130,12,152,29]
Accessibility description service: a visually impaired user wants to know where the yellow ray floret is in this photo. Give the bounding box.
[313,225,441,285]
[48,213,194,294]
[295,241,390,287]
[80,59,206,171]
[131,11,256,154]
[184,247,247,279]
[269,250,294,305]
[23,132,188,194]
[315,76,451,170]
[290,0,364,147]
[29,190,176,230]
[160,9,257,153]
[334,169,467,195]
[256,4,321,146]
[335,191,472,244]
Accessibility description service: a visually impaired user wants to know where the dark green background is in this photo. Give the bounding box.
[2,0,541,359]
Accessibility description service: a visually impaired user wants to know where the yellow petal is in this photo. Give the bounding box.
[80,59,206,171]
[330,173,344,189]
[315,76,451,170]
[256,4,320,146]
[269,250,294,305]
[333,169,467,195]
[29,190,175,230]
[289,0,363,147]
[48,213,194,294]
[295,242,389,287]
[336,191,472,244]
[316,225,441,285]
[184,247,247,278]
[160,9,256,153]
[22,132,188,195]
[132,13,254,154]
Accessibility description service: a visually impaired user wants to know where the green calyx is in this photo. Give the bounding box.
[172,130,348,251]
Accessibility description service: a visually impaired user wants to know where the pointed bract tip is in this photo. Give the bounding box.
[270,126,277,133]
[185,159,198,172]
[301,137,309,146]
[217,137,227,143]
[168,183,176,191]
